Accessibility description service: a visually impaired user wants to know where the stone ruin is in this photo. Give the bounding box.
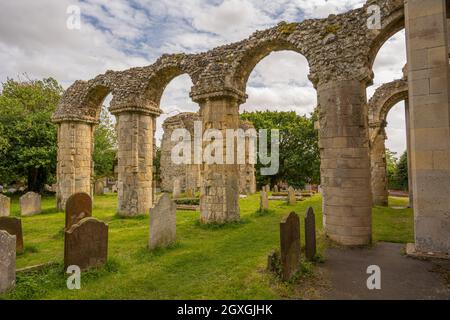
[160,112,256,196]
[51,0,450,255]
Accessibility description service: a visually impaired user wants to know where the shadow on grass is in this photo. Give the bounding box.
[134,242,183,262]
[1,260,121,300]
[193,218,250,231]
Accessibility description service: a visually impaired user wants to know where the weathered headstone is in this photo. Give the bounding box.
[186,187,194,198]
[280,212,301,281]
[266,184,271,192]
[19,192,41,216]
[112,184,118,193]
[0,217,24,253]
[149,193,176,250]
[274,185,279,193]
[0,230,16,294]
[173,179,181,199]
[287,187,296,205]
[260,191,269,211]
[64,217,108,271]
[65,193,92,230]
[0,194,10,217]
[305,207,316,261]
[94,180,104,195]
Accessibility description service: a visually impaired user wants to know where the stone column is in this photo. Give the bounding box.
[113,110,157,217]
[196,95,242,224]
[404,99,414,208]
[318,80,372,246]
[405,0,450,254]
[370,124,389,206]
[55,121,95,211]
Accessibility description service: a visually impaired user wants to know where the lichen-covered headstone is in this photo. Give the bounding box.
[19,192,41,216]
[305,207,317,260]
[0,230,16,294]
[0,217,24,253]
[287,187,296,205]
[173,179,181,199]
[0,194,10,217]
[149,193,176,250]
[65,193,92,230]
[260,191,269,211]
[64,217,108,271]
[280,212,301,281]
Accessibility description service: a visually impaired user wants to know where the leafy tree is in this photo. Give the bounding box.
[386,149,398,190]
[240,110,320,189]
[93,105,117,178]
[0,77,62,192]
[394,151,409,191]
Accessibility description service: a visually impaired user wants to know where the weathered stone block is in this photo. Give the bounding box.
[0,194,10,217]
[0,230,16,294]
[19,192,41,216]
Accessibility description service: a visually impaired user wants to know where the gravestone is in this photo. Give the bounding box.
[0,194,10,217]
[64,217,108,271]
[173,179,181,199]
[305,207,316,261]
[186,187,194,198]
[260,191,269,211]
[0,230,16,294]
[274,185,279,193]
[0,217,24,253]
[94,180,104,195]
[287,187,296,205]
[149,193,176,250]
[19,192,41,216]
[65,193,92,230]
[280,212,301,281]
[266,184,270,192]
[112,184,118,193]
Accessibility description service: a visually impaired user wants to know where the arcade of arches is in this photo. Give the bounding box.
[53,0,450,255]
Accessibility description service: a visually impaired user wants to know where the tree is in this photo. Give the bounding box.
[240,110,320,189]
[386,149,398,190]
[93,105,117,178]
[395,151,409,191]
[0,77,63,192]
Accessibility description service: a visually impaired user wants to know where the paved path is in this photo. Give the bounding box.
[322,242,450,300]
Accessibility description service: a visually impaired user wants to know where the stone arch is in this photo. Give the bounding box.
[367,0,405,72]
[368,78,408,206]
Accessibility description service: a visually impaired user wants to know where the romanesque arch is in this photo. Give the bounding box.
[53,0,450,254]
[368,77,408,206]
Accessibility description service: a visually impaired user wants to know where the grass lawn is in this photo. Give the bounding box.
[1,193,413,300]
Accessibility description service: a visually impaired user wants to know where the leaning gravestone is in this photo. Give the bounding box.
[0,194,10,217]
[287,187,296,205]
[64,217,108,271]
[280,212,301,281]
[149,193,176,250]
[0,217,24,253]
[260,191,269,211]
[0,230,16,294]
[305,207,317,261]
[173,179,181,199]
[65,193,92,230]
[19,192,41,216]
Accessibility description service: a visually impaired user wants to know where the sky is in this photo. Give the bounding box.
[0,0,407,156]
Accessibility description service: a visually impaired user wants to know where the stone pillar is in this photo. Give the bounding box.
[405,0,450,254]
[56,121,95,211]
[197,95,241,224]
[370,124,389,206]
[114,111,156,217]
[404,100,414,208]
[318,80,372,246]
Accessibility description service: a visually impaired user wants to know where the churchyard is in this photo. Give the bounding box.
[0,192,414,300]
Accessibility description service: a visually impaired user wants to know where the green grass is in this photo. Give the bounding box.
[1,193,413,300]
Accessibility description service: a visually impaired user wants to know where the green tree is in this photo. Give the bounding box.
[240,110,320,189]
[395,151,409,191]
[93,105,117,178]
[0,77,62,192]
[386,149,398,190]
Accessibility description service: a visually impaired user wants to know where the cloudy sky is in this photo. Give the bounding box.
[0,0,407,156]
